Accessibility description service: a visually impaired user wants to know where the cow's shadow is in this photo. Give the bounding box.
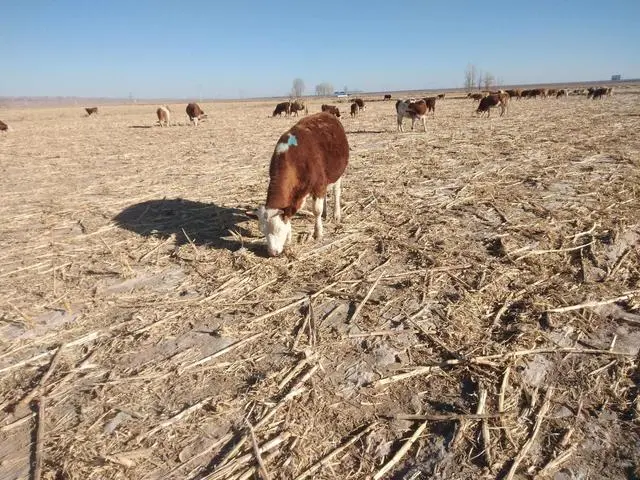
[113,198,260,252]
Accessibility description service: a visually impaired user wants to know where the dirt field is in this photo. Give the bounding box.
[1,87,639,480]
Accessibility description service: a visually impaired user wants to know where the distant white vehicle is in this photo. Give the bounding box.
[334,91,349,98]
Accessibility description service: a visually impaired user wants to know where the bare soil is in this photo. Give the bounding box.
[1,87,640,480]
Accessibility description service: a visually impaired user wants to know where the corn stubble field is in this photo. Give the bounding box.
[1,87,640,480]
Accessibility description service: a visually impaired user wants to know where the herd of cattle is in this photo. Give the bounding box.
[0,86,615,133]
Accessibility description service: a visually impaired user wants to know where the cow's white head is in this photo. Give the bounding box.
[257,206,291,257]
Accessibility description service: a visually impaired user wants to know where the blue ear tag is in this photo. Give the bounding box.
[288,134,298,147]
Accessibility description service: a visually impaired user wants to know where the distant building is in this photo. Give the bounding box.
[334,91,349,98]
[611,74,622,81]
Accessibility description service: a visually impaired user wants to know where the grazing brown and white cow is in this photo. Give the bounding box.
[321,104,341,117]
[423,97,437,114]
[290,100,306,116]
[156,106,171,127]
[186,103,205,125]
[396,99,428,132]
[85,107,98,116]
[273,102,291,117]
[556,89,567,98]
[384,94,392,100]
[476,93,508,117]
[353,98,365,111]
[0,120,9,132]
[350,102,358,117]
[256,112,349,256]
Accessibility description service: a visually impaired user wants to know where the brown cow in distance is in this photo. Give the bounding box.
[384,94,392,100]
[273,102,291,117]
[422,97,437,114]
[354,98,365,111]
[437,93,445,100]
[505,89,521,100]
[321,104,341,117]
[476,93,508,117]
[186,103,205,125]
[396,99,428,132]
[290,100,306,116]
[350,103,358,117]
[589,87,608,99]
[85,107,98,116]
[0,120,9,132]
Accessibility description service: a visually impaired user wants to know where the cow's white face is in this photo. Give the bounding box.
[257,206,291,257]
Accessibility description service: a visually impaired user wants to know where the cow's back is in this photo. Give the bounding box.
[289,112,348,188]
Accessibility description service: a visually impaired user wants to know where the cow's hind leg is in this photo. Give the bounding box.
[312,196,324,240]
[322,195,328,220]
[333,177,342,223]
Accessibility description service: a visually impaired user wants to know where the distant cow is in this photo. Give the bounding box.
[273,102,291,117]
[423,97,437,114]
[396,99,427,132]
[85,107,98,116]
[589,87,608,100]
[0,120,9,132]
[556,89,567,98]
[321,104,341,117]
[354,98,365,111]
[290,100,306,116]
[350,102,358,117]
[523,89,544,99]
[156,106,171,127]
[186,103,205,125]
[384,94,392,100]
[476,93,508,117]
[547,89,557,97]
[437,93,445,100]
[505,89,521,100]
[468,93,485,101]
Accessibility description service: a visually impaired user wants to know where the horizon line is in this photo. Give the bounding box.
[1,78,637,105]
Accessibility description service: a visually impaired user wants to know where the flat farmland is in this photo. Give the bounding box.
[1,88,640,479]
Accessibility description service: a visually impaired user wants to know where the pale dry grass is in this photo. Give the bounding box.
[1,87,640,480]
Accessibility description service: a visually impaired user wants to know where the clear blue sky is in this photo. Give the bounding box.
[1,0,638,99]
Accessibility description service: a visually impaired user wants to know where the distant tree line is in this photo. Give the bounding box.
[465,64,499,90]
[315,82,334,96]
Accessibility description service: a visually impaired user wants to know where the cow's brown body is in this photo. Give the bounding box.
[423,97,437,114]
[273,102,291,116]
[186,103,205,125]
[265,112,349,220]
